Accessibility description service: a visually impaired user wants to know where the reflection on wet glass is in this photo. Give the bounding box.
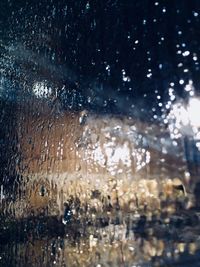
[1,1,200,266]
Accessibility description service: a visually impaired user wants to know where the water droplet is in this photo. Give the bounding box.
[86,2,90,10]
[193,12,198,17]
[182,51,190,57]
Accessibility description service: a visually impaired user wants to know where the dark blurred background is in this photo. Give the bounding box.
[1,1,200,113]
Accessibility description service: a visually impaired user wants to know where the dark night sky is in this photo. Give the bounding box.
[1,0,200,116]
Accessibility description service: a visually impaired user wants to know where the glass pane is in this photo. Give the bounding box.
[1,1,200,266]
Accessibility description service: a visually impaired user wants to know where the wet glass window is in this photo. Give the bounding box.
[1,1,200,266]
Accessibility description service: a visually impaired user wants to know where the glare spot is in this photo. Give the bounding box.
[182,50,190,57]
[184,80,194,93]
[93,143,106,167]
[179,79,184,85]
[189,90,195,96]
[170,95,176,102]
[132,149,151,171]
[106,64,111,75]
[122,69,131,82]
[166,96,200,139]
[32,81,52,98]
[196,142,200,150]
[104,142,132,175]
[193,55,198,61]
[123,76,131,82]
[85,2,90,10]
[187,97,200,128]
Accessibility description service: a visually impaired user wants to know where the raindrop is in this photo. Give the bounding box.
[147,73,152,78]
[85,2,90,10]
[193,55,198,61]
[143,19,147,25]
[182,51,190,57]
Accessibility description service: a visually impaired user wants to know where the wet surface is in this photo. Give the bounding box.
[1,1,200,266]
[1,210,200,267]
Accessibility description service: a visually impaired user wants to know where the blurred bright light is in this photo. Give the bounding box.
[167,96,200,139]
[32,81,52,98]
[187,97,200,128]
